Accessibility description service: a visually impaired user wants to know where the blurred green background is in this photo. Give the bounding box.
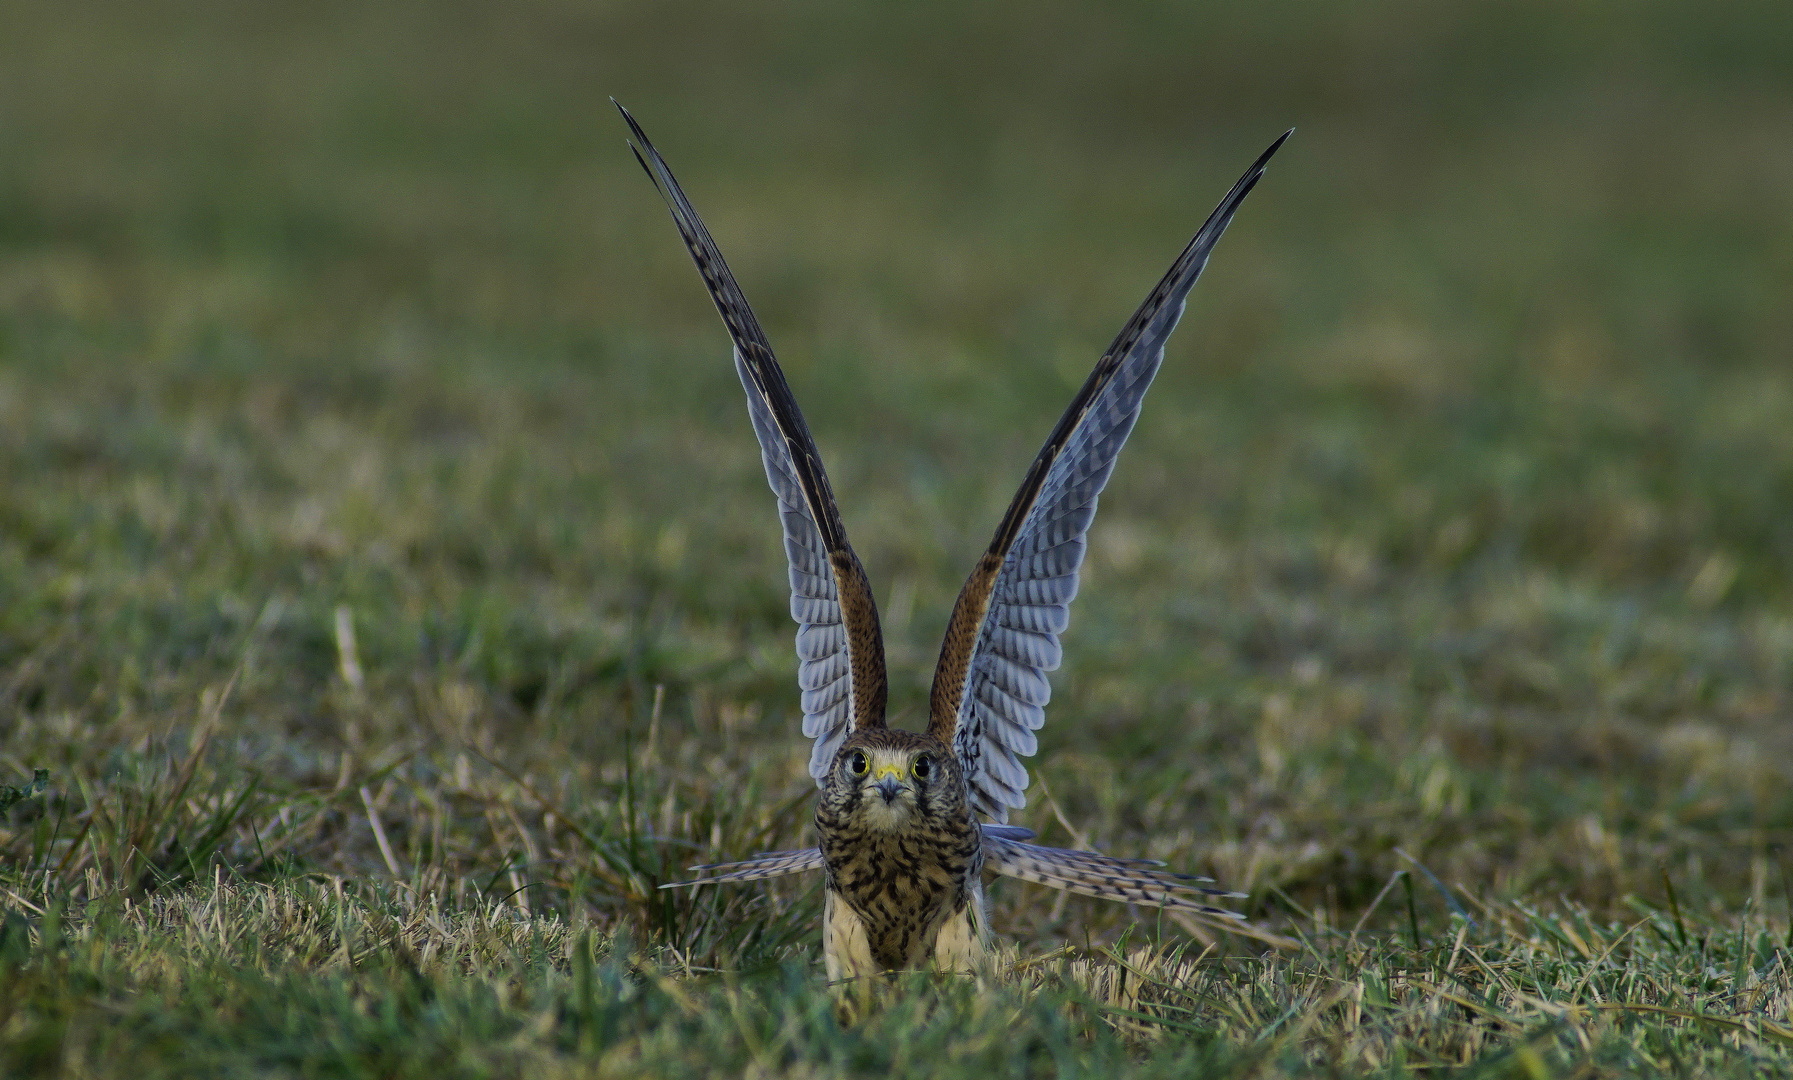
[3,0,1792,930]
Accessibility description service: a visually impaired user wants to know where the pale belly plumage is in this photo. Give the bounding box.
[823,880,987,981]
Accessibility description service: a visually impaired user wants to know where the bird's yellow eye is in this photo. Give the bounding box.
[848,751,869,777]
[911,757,931,782]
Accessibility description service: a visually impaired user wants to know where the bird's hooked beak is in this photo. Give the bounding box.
[871,764,904,803]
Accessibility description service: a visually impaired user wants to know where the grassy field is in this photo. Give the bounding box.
[3,0,1793,1075]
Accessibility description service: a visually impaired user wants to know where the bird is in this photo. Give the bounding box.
[618,101,1289,982]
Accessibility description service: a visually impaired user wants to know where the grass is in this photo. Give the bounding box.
[3,0,1793,1074]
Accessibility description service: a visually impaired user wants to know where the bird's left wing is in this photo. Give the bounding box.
[619,103,890,780]
[929,132,1291,822]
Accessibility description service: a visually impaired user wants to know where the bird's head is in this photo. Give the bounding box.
[826,729,962,834]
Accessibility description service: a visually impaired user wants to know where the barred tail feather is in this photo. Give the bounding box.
[662,825,1035,890]
[981,836,1244,917]
[659,846,825,888]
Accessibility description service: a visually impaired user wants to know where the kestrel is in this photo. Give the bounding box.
[620,103,1288,981]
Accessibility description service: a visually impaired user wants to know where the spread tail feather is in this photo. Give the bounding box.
[659,823,1040,889]
[981,836,1245,917]
[657,827,1243,920]
[659,846,825,888]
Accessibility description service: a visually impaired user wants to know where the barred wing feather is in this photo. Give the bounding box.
[734,350,857,778]
[618,101,888,781]
[930,132,1292,821]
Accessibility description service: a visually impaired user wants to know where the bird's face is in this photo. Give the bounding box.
[833,744,944,833]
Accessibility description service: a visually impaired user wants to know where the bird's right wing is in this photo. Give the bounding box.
[619,103,890,781]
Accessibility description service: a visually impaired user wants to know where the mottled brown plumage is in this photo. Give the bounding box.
[829,550,889,730]
[927,553,1003,743]
[813,729,983,976]
[622,101,1290,980]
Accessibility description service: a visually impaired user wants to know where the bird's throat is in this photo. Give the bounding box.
[857,795,913,832]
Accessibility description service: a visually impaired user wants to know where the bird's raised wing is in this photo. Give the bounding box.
[929,132,1292,822]
[619,103,889,779]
